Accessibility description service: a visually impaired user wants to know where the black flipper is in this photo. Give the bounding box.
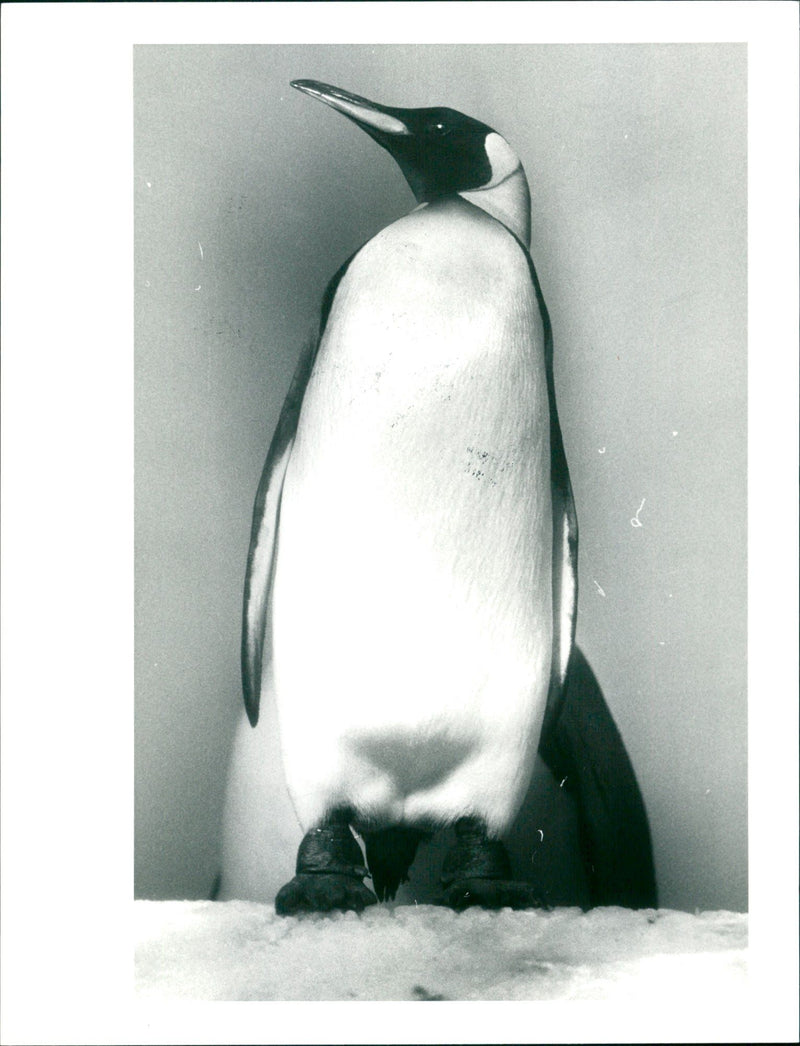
[241,344,314,725]
[538,646,658,909]
[510,236,578,732]
[241,253,357,725]
[519,241,655,908]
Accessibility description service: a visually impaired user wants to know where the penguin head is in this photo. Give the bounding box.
[291,80,531,245]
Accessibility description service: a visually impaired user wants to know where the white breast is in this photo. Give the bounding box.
[271,199,553,835]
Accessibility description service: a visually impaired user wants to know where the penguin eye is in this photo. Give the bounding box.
[427,120,450,136]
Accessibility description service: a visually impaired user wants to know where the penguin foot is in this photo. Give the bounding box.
[275,872,377,915]
[276,815,377,916]
[443,877,546,912]
[440,816,546,910]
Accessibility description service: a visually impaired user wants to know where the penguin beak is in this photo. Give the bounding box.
[291,79,411,138]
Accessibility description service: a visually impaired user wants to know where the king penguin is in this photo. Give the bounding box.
[231,80,657,915]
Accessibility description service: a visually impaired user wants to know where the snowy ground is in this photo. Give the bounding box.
[135,900,746,1003]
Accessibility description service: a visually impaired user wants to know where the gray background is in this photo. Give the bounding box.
[135,44,747,912]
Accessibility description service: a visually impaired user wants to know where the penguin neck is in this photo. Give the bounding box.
[458,165,531,248]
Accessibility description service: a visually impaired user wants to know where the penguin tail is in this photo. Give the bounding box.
[538,646,658,909]
[362,826,428,901]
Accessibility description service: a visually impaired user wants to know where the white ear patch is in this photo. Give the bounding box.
[460,133,531,246]
[483,132,522,187]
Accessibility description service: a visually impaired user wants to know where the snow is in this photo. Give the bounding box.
[136,900,746,1003]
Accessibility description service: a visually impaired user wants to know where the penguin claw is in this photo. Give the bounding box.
[442,878,548,912]
[275,873,378,916]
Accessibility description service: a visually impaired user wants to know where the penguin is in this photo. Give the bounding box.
[236,80,657,915]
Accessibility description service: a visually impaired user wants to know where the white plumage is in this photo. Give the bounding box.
[271,198,553,835]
